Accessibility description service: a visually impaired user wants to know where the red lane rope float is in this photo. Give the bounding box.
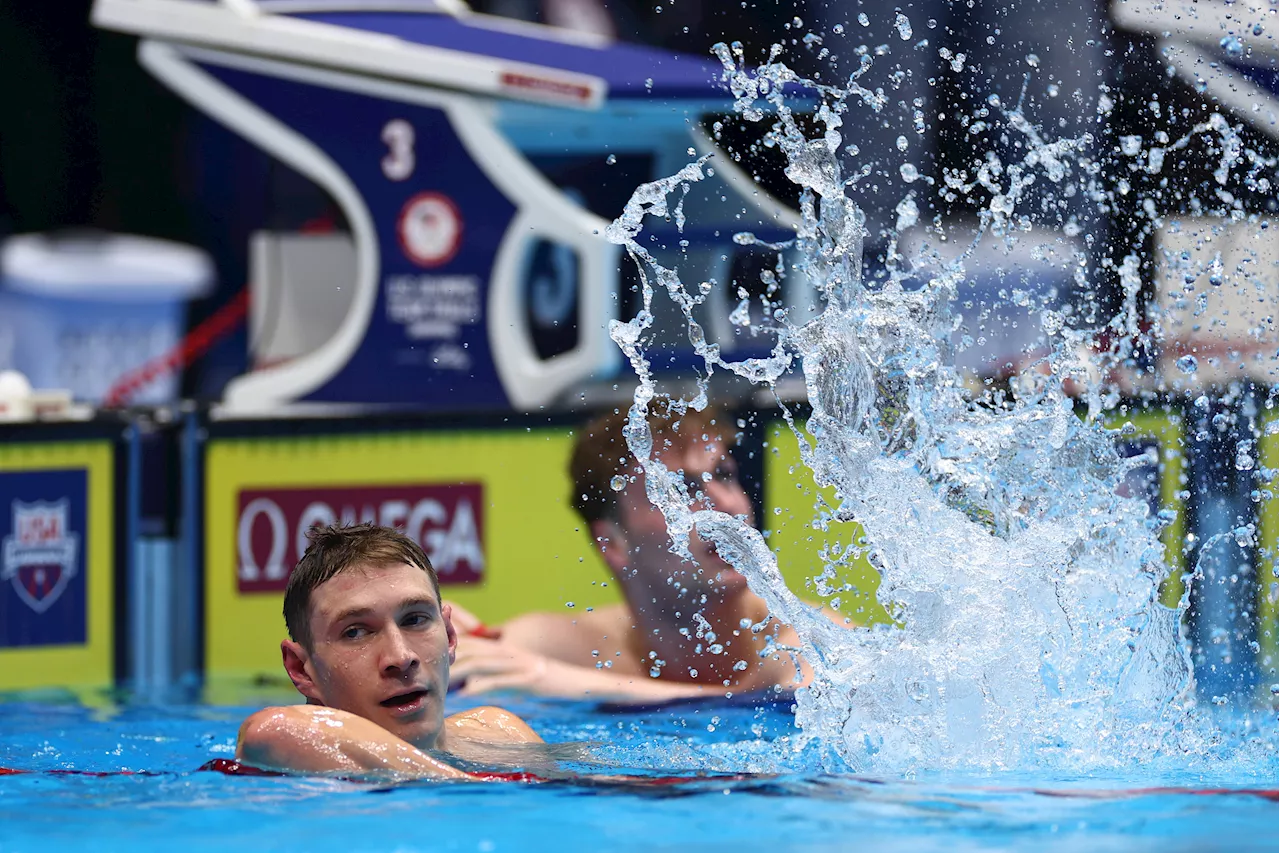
[101,288,249,409]
[0,766,150,777]
[4,763,1277,799]
[198,758,547,783]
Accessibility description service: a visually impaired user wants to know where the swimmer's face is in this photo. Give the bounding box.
[615,434,754,596]
[283,562,457,750]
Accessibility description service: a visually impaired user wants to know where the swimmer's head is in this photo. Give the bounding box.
[283,523,442,651]
[280,523,455,749]
[570,406,730,526]
[570,407,754,597]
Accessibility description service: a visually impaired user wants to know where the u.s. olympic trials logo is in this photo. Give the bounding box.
[1,500,80,614]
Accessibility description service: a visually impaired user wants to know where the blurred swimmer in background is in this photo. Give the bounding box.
[451,408,853,703]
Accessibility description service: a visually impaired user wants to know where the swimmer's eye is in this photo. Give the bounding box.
[401,612,431,629]
[683,475,707,497]
[340,625,369,641]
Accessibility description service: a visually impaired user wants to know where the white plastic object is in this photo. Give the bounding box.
[0,369,34,421]
[0,232,214,405]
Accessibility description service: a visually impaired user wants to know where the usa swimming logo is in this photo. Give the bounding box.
[2,499,80,614]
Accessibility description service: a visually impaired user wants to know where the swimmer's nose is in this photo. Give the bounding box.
[707,479,753,523]
[380,627,419,675]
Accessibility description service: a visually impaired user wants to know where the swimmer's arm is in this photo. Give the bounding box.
[452,636,714,703]
[235,705,469,780]
[498,609,630,663]
[443,705,543,744]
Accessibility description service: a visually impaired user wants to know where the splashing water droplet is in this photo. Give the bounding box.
[895,12,912,40]
[610,475,627,491]
[1176,355,1199,374]
[597,41,1273,777]
[1220,35,1244,58]
[1026,53,1041,68]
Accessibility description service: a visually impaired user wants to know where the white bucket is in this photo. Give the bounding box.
[0,233,214,405]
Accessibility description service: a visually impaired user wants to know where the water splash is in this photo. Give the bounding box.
[602,46,1276,774]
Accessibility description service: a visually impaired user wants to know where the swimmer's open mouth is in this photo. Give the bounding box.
[380,689,427,708]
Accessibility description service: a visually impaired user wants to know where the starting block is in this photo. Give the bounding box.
[93,0,803,414]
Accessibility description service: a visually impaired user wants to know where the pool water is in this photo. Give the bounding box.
[1,693,1275,852]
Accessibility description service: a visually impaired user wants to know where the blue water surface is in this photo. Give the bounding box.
[0,692,1275,853]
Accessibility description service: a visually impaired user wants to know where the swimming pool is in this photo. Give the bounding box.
[2,692,1275,852]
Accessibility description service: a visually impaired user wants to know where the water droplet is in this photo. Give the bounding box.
[1046,83,1060,97]
[606,154,616,165]
[896,135,909,151]
[1211,695,1228,706]
[610,475,627,491]
[1236,440,1255,471]
[1176,355,1198,374]
[857,12,870,26]
[1219,35,1244,58]
[1025,53,1040,68]
[1120,135,1143,156]
[900,163,919,182]
[1041,310,1065,336]
[895,196,918,230]
[895,12,912,40]
[833,23,844,34]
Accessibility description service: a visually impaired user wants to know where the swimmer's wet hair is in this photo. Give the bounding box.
[283,522,441,651]
[570,406,724,526]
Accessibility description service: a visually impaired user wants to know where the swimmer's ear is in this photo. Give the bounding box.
[441,603,459,665]
[281,639,323,704]
[590,519,629,575]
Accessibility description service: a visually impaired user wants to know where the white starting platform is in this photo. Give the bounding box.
[92,0,803,415]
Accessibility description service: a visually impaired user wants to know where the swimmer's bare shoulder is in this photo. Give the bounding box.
[500,604,637,668]
[236,705,469,779]
[442,706,543,746]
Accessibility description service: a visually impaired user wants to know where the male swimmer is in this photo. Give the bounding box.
[450,407,852,702]
[236,523,542,780]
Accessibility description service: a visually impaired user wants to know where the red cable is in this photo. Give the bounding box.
[101,288,250,408]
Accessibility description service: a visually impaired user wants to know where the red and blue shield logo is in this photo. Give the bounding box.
[2,500,80,614]
[0,471,87,648]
